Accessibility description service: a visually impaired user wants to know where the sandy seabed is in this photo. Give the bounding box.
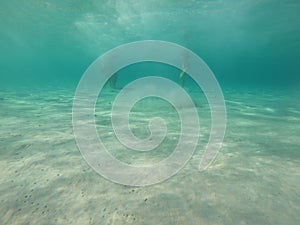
[0,86,299,225]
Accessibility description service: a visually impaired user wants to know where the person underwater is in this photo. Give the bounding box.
[179,64,188,87]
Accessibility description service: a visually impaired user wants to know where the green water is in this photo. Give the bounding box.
[1,0,300,87]
[0,1,299,225]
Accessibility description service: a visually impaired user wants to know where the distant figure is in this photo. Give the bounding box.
[179,64,188,88]
[179,52,189,88]
[109,73,118,89]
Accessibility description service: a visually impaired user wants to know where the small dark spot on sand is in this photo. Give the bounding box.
[144,198,148,202]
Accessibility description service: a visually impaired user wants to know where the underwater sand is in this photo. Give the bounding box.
[0,86,299,225]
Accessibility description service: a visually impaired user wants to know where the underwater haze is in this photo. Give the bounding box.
[1,0,300,87]
[0,1,300,225]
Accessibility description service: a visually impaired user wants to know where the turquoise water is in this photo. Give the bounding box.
[1,1,300,224]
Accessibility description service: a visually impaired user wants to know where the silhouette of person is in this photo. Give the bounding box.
[179,50,190,88]
[179,64,188,87]
[109,73,118,89]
